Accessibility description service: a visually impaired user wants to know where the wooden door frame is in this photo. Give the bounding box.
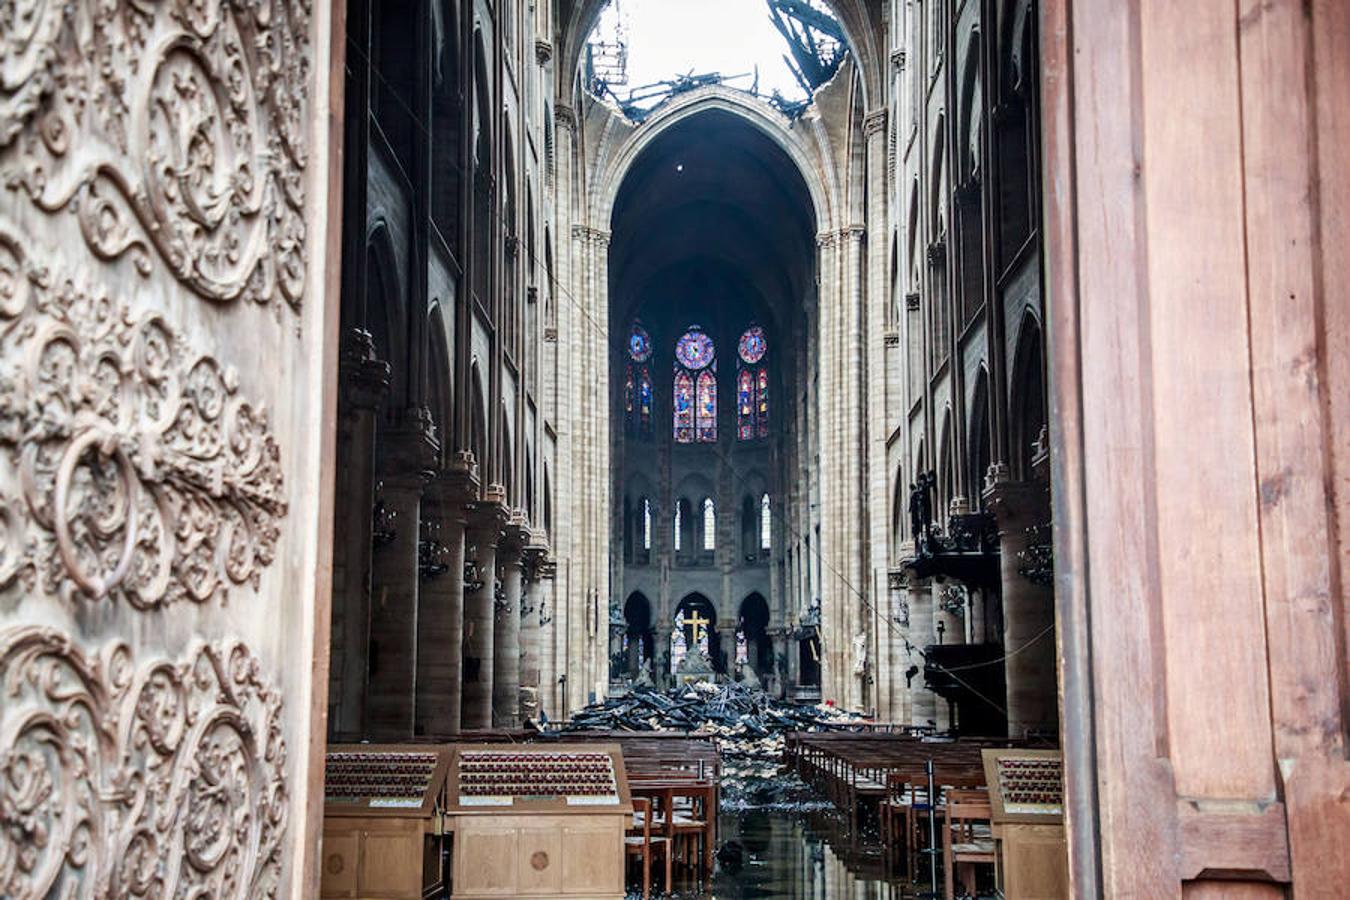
[1038,0,1101,892]
[1041,1,1350,896]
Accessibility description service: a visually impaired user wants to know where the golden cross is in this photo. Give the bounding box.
[685,610,711,644]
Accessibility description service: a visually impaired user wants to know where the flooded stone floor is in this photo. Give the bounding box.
[625,804,931,899]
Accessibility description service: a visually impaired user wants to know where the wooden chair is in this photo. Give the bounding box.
[942,789,995,900]
[625,797,672,899]
[666,784,714,885]
[880,773,912,873]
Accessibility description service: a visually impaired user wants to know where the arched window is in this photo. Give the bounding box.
[673,371,694,442]
[642,498,652,550]
[702,498,716,551]
[696,371,717,442]
[760,493,772,550]
[674,326,716,443]
[736,326,769,440]
[626,323,653,438]
[673,501,683,552]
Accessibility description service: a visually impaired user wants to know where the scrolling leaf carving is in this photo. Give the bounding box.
[0,626,289,899]
[0,0,312,312]
[0,229,287,606]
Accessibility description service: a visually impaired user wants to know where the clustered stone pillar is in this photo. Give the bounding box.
[768,627,789,699]
[492,519,528,728]
[330,329,389,740]
[988,481,1057,738]
[367,435,434,739]
[518,544,552,723]
[414,453,477,737]
[462,492,507,730]
[907,574,938,729]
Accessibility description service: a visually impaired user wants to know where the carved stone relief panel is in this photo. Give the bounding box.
[0,227,287,606]
[0,0,332,892]
[2,0,312,312]
[0,625,289,898]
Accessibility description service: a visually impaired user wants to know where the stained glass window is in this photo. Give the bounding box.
[642,498,652,550]
[629,324,653,362]
[738,326,767,364]
[736,326,769,441]
[674,370,695,443]
[638,368,653,432]
[674,503,683,551]
[737,370,754,440]
[626,324,654,439]
[702,498,716,551]
[674,326,717,443]
[760,493,772,550]
[757,368,770,439]
[696,370,717,442]
[676,327,715,369]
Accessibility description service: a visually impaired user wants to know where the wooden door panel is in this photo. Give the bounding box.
[0,1,340,897]
[1047,0,1350,895]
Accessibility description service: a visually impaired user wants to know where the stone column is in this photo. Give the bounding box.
[493,518,528,728]
[462,489,508,730]
[367,417,437,739]
[519,540,553,723]
[908,575,938,730]
[768,627,789,699]
[717,622,736,678]
[330,329,389,740]
[414,453,477,737]
[987,480,1057,738]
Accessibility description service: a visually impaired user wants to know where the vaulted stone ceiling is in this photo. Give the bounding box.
[608,109,817,340]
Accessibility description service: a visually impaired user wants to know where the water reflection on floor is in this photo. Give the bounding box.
[626,805,924,899]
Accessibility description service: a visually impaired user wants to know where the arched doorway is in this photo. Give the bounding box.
[623,591,654,680]
[737,592,772,681]
[672,593,722,675]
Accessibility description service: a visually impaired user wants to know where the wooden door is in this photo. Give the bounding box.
[1044,0,1350,895]
[0,2,342,896]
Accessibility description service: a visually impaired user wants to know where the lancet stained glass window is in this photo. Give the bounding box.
[702,498,716,551]
[673,370,694,443]
[626,323,654,438]
[674,326,716,443]
[760,493,772,550]
[736,326,769,440]
[696,370,717,442]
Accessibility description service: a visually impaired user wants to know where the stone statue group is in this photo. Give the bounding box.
[908,471,939,542]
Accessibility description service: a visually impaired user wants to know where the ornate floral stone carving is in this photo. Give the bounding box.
[1,0,312,312]
[0,228,287,606]
[0,626,289,899]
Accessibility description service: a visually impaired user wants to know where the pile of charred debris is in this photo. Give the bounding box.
[556,682,864,807]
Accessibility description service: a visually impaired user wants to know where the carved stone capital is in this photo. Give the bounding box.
[554,104,577,131]
[905,291,922,311]
[340,329,391,410]
[891,48,907,70]
[377,410,440,481]
[982,479,1050,531]
[572,224,611,245]
[466,495,511,547]
[426,450,480,511]
[927,239,948,268]
[535,39,554,65]
[864,108,889,138]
